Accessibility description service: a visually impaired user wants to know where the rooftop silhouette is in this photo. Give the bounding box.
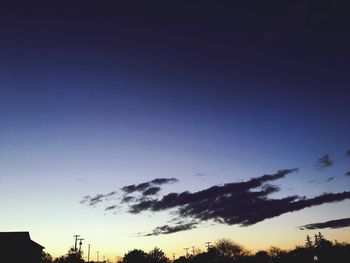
[0,232,44,263]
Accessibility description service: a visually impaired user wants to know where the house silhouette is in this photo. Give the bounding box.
[0,232,44,263]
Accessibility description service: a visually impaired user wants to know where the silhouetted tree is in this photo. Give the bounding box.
[214,238,249,260]
[42,252,53,263]
[122,249,149,263]
[288,246,313,263]
[148,247,170,263]
[253,250,270,263]
[53,248,84,263]
[311,233,332,263]
[268,246,287,262]
[305,235,313,249]
[174,256,189,263]
[191,248,220,263]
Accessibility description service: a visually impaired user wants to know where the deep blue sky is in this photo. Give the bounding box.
[1,1,350,259]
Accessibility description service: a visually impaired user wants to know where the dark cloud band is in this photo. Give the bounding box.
[124,169,350,235]
[142,222,197,236]
[81,169,350,236]
[300,218,350,230]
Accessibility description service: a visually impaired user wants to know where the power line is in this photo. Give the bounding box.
[87,244,91,263]
[73,235,80,251]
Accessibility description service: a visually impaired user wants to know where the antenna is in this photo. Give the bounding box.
[73,235,80,251]
[205,242,211,251]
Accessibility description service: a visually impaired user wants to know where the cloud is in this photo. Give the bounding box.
[345,171,350,176]
[142,222,197,236]
[195,173,206,177]
[80,178,179,211]
[299,218,350,230]
[151,178,178,185]
[316,154,333,168]
[121,196,135,203]
[80,191,117,206]
[121,182,151,194]
[143,187,161,196]
[129,169,298,214]
[326,177,335,183]
[123,169,350,235]
[121,178,178,195]
[105,205,119,211]
[80,169,350,236]
[346,149,350,157]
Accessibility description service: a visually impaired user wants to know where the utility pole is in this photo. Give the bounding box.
[192,246,195,255]
[78,238,84,253]
[183,248,189,257]
[97,251,100,263]
[87,244,90,263]
[73,235,80,251]
[205,242,211,251]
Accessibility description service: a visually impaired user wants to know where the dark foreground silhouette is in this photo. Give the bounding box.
[2,232,349,263]
[0,232,44,263]
[114,236,350,263]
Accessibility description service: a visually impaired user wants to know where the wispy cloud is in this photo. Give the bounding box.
[105,205,119,211]
[80,191,117,206]
[326,177,335,183]
[121,182,151,194]
[346,149,350,157]
[80,178,179,209]
[299,218,350,230]
[316,154,333,168]
[121,178,178,195]
[151,178,178,185]
[142,222,197,236]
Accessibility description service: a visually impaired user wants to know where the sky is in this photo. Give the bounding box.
[0,1,350,261]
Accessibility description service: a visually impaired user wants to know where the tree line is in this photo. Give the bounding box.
[42,233,350,263]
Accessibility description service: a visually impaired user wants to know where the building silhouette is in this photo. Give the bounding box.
[0,232,44,263]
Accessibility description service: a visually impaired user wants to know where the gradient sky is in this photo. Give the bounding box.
[1,1,350,261]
